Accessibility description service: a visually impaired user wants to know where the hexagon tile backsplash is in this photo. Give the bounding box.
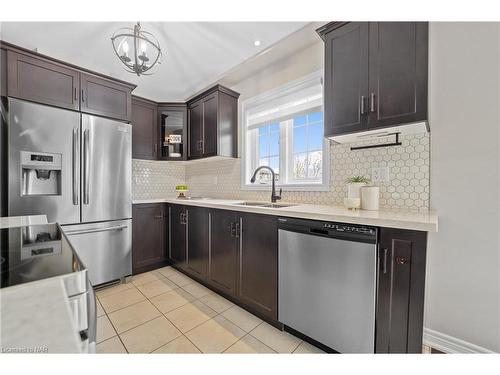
[133,133,430,210]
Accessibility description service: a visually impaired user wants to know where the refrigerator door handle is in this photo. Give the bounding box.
[65,224,128,236]
[72,128,79,205]
[83,129,90,205]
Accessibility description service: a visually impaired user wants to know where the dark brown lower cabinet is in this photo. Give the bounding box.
[132,203,168,274]
[238,213,278,320]
[169,204,187,268]
[376,227,427,353]
[186,206,209,280]
[208,210,239,297]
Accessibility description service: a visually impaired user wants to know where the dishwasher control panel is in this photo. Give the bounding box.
[323,223,376,236]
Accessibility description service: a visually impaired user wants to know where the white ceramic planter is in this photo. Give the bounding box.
[347,182,367,199]
[361,186,380,210]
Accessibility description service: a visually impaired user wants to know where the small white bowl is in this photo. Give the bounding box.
[344,197,361,210]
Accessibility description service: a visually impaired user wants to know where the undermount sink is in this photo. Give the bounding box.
[232,202,297,209]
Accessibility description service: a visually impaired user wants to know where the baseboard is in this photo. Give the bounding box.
[423,328,495,353]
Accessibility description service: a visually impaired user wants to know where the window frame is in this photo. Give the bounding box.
[240,71,330,192]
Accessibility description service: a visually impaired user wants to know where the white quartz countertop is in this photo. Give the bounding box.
[0,278,83,353]
[0,215,48,229]
[133,198,438,232]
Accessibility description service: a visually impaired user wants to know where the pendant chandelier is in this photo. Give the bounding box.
[111,22,162,76]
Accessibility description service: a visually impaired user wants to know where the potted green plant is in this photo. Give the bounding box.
[345,176,370,199]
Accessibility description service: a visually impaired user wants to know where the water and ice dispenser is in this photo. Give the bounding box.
[20,151,62,196]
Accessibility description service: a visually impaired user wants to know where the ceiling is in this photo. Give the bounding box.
[0,22,309,101]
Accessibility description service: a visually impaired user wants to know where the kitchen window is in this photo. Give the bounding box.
[241,71,329,190]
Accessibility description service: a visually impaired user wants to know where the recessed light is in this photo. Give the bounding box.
[254,40,261,47]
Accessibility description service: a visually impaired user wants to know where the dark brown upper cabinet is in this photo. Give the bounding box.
[185,206,209,280]
[7,50,81,111]
[132,96,158,160]
[1,48,7,97]
[208,209,239,297]
[187,85,239,160]
[317,22,428,137]
[80,73,133,122]
[238,212,278,320]
[158,103,188,161]
[2,41,136,121]
[376,227,427,353]
[132,203,168,275]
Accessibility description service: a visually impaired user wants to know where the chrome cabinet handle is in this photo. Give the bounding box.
[74,87,78,101]
[81,89,85,103]
[65,224,127,236]
[370,93,376,113]
[83,129,90,205]
[360,95,366,115]
[381,248,389,274]
[72,128,79,205]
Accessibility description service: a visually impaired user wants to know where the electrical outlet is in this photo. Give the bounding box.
[372,167,390,183]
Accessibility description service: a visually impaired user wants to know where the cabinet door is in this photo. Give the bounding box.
[238,213,278,320]
[376,227,427,353]
[202,93,218,157]
[132,204,167,274]
[188,100,203,159]
[169,205,187,267]
[132,97,157,160]
[368,22,428,129]
[1,48,7,97]
[186,206,209,279]
[81,73,132,121]
[323,22,369,137]
[7,51,80,110]
[208,209,238,296]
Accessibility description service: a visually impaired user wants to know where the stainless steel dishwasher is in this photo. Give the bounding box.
[278,217,377,353]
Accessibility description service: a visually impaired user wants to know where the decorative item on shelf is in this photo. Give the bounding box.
[175,185,188,199]
[169,134,182,144]
[111,22,162,76]
[345,176,370,199]
[343,197,361,210]
[361,186,380,211]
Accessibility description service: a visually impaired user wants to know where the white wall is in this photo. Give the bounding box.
[426,22,500,352]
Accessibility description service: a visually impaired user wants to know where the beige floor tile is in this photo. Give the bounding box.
[165,300,217,333]
[224,334,276,354]
[96,336,127,353]
[120,316,182,353]
[96,282,134,298]
[152,336,201,354]
[99,288,146,313]
[156,266,181,278]
[181,282,212,299]
[136,278,178,298]
[186,315,246,353]
[199,293,234,313]
[96,299,105,317]
[131,271,161,286]
[221,305,262,332]
[150,288,196,313]
[168,272,195,287]
[293,341,325,354]
[250,322,301,353]
[96,315,117,343]
[108,300,161,333]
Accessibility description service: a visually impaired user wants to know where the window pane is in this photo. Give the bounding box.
[293,153,307,179]
[307,151,323,179]
[293,126,307,153]
[308,123,323,151]
[269,156,279,173]
[269,122,280,133]
[269,132,279,156]
[258,157,269,167]
[258,125,269,136]
[259,134,269,158]
[293,115,306,127]
[308,111,323,123]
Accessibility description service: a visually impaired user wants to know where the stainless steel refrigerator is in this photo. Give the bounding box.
[7,98,132,286]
